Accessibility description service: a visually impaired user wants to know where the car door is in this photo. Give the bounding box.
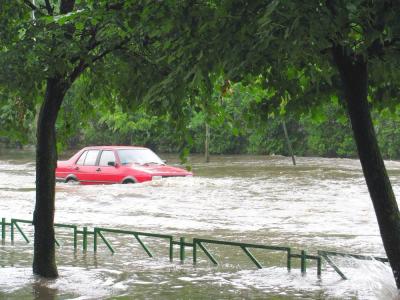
[77,149,101,184]
[95,150,121,184]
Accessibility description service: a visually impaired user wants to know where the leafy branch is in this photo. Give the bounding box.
[44,0,54,16]
[68,38,130,83]
[22,0,38,11]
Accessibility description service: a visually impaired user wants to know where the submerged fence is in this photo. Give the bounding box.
[0,217,388,280]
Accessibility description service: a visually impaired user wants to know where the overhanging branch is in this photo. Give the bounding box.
[68,38,130,83]
[368,38,400,58]
[106,2,124,10]
[68,59,86,83]
[89,38,131,68]
[23,0,38,11]
[44,0,54,15]
[22,0,49,16]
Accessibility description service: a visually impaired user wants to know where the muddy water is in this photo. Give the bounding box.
[0,149,399,299]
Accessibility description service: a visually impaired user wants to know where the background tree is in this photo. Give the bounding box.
[35,1,144,278]
[120,0,400,287]
[0,0,154,277]
[183,0,400,287]
[0,0,214,277]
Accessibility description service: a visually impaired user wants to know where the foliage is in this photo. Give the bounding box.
[50,74,400,161]
[374,106,400,160]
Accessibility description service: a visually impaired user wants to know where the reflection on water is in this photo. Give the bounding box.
[32,281,58,300]
[0,150,399,299]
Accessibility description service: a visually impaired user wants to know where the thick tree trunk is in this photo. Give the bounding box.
[333,46,400,288]
[33,77,67,278]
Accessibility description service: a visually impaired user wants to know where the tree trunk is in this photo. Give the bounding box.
[33,77,67,278]
[282,120,296,166]
[205,123,210,163]
[333,46,400,288]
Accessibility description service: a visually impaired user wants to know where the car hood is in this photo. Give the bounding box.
[130,164,192,176]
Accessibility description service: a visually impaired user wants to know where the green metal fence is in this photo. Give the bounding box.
[93,227,174,260]
[191,238,322,275]
[0,217,388,280]
[318,250,389,280]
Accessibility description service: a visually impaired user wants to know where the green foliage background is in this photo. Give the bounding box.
[20,79,400,160]
[1,0,400,161]
[3,73,400,160]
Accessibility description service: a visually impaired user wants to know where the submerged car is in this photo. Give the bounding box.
[56,146,192,184]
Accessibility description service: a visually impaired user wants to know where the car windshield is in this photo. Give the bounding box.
[117,149,164,165]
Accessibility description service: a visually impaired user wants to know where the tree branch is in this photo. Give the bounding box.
[90,38,131,66]
[68,39,130,83]
[44,0,54,15]
[60,0,75,14]
[69,26,102,65]
[368,38,400,58]
[68,59,87,83]
[365,2,400,58]
[23,0,38,11]
[106,2,124,10]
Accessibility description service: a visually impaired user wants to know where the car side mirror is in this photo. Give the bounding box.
[108,161,117,167]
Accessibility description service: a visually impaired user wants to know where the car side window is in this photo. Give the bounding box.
[99,151,116,166]
[76,151,88,165]
[83,150,100,166]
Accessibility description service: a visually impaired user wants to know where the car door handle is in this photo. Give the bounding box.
[96,168,101,172]
[74,167,79,170]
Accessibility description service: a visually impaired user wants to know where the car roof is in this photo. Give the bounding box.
[82,146,148,151]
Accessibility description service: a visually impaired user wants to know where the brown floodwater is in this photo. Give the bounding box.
[0,149,399,299]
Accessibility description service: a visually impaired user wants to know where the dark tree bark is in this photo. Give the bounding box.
[32,0,77,279]
[33,77,68,278]
[205,123,210,163]
[333,45,400,288]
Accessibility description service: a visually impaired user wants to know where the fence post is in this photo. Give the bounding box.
[180,237,185,263]
[317,257,322,277]
[287,248,291,271]
[10,220,14,243]
[83,226,87,251]
[73,227,77,250]
[193,239,197,265]
[301,250,307,274]
[1,218,5,241]
[169,237,173,262]
[93,228,97,252]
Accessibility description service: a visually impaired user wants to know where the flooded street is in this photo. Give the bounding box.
[0,149,399,299]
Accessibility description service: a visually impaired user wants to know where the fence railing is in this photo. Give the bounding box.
[93,227,174,260]
[0,217,388,280]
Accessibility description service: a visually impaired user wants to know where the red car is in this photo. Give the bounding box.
[56,146,192,184]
